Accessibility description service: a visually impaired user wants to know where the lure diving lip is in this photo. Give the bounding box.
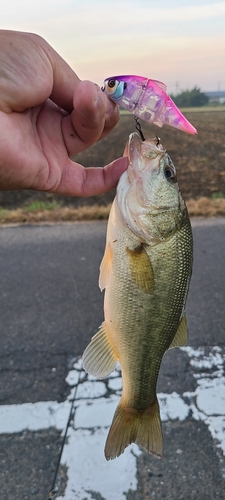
[102,75,197,135]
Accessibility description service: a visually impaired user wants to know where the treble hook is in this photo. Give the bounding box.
[134,116,145,141]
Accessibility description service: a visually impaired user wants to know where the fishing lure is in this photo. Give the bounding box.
[102,75,197,135]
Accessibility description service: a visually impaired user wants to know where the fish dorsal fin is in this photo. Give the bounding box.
[169,315,188,349]
[126,244,154,294]
[83,322,118,378]
[150,79,167,92]
[99,243,113,292]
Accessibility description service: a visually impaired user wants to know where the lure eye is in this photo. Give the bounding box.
[105,79,120,96]
[104,79,125,100]
[108,79,116,88]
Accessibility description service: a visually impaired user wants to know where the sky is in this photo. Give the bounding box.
[1,0,225,94]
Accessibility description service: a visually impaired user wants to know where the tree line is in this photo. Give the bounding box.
[170,87,209,107]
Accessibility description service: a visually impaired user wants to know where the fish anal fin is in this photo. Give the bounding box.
[82,322,117,379]
[126,245,154,294]
[105,400,163,460]
[99,243,113,292]
[169,315,188,349]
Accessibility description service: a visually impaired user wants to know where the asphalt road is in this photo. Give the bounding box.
[0,218,225,500]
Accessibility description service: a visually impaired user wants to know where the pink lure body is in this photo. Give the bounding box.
[102,75,197,135]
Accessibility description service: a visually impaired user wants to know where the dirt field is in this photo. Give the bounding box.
[0,110,224,212]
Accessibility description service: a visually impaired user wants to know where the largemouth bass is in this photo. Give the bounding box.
[83,133,193,460]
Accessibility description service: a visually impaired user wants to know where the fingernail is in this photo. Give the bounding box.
[96,88,115,115]
[105,95,117,115]
[105,99,120,120]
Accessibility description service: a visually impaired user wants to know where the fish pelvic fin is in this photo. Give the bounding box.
[82,322,117,378]
[104,400,163,460]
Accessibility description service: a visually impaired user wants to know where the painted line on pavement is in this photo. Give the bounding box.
[0,346,224,499]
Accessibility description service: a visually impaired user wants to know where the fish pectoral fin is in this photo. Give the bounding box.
[82,322,117,378]
[99,243,113,291]
[169,314,188,349]
[105,400,163,460]
[126,244,154,294]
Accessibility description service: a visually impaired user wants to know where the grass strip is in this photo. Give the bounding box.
[0,197,225,225]
[0,204,110,224]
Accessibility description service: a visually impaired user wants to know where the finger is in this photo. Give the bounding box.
[53,156,128,197]
[45,40,81,112]
[62,81,120,155]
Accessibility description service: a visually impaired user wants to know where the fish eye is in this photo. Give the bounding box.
[164,166,177,182]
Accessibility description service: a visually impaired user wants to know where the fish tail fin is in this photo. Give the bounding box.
[104,400,163,460]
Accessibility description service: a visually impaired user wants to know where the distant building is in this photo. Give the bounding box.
[204,91,225,104]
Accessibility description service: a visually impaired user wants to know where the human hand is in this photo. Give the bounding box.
[0,30,128,196]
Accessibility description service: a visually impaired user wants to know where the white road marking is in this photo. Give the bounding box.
[0,346,224,499]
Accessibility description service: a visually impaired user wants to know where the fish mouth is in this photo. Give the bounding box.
[124,133,166,177]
